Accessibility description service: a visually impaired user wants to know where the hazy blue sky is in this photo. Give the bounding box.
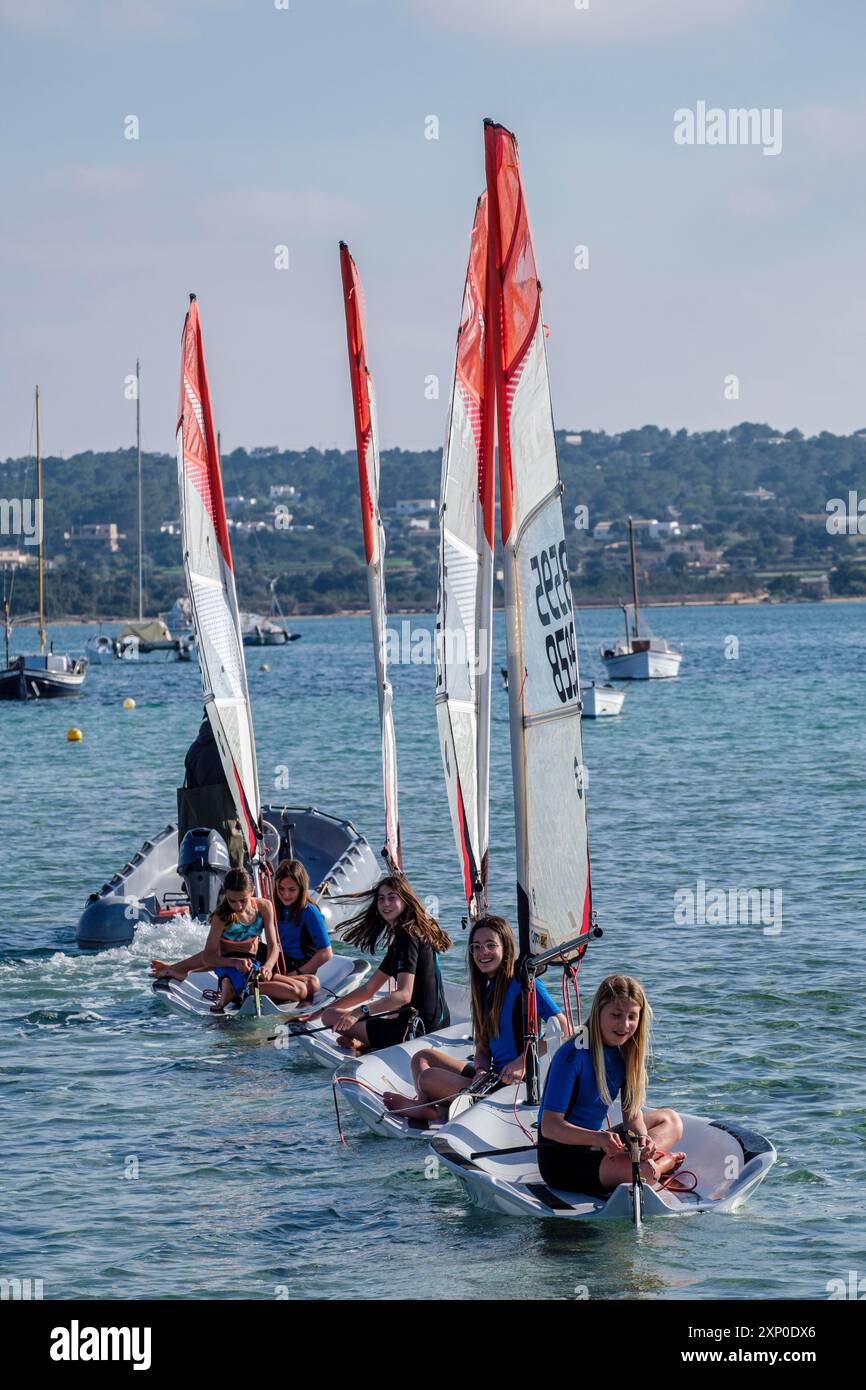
[1,0,865,458]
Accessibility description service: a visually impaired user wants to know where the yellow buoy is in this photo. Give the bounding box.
[67,727,83,742]
[123,697,136,710]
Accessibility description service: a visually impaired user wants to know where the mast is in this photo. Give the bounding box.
[436,192,494,919]
[36,385,45,655]
[339,241,402,871]
[628,515,640,640]
[136,359,143,621]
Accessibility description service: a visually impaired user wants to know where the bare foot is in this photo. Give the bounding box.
[209,1002,226,1014]
[382,1091,415,1113]
[657,1150,686,1175]
[150,960,184,980]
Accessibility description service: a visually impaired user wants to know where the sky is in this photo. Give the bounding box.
[1,0,865,459]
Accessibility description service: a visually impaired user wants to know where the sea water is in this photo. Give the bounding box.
[1,602,864,1300]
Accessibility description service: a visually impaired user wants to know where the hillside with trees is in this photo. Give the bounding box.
[2,422,865,619]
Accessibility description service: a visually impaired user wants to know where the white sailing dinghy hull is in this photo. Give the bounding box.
[297,983,473,1071]
[335,1016,565,1140]
[431,1097,776,1220]
[152,954,372,1020]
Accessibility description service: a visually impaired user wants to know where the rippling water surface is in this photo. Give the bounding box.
[1,603,864,1300]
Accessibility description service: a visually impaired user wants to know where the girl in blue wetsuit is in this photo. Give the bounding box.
[382,914,566,1122]
[254,859,333,1007]
[538,974,685,1196]
[150,867,279,1014]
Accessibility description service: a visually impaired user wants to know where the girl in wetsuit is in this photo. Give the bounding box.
[302,875,452,1053]
[538,973,686,1196]
[150,867,278,1014]
[382,913,567,1121]
[254,859,333,1007]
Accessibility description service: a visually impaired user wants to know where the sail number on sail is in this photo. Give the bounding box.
[529,540,579,703]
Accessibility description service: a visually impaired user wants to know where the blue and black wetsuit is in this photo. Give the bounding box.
[484,977,559,1073]
[538,1040,626,1197]
[270,901,330,972]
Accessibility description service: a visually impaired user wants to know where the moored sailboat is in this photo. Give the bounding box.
[0,387,87,700]
[600,517,683,679]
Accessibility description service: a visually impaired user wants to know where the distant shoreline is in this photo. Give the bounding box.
[16,594,866,626]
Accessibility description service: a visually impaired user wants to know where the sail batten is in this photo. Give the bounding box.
[176,295,261,859]
[436,194,494,914]
[339,243,402,871]
[484,120,591,964]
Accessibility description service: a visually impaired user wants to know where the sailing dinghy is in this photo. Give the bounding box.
[78,299,379,1016]
[430,121,775,1221]
[334,202,494,1122]
[296,247,477,1069]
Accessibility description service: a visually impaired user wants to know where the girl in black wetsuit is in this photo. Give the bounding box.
[302,875,452,1053]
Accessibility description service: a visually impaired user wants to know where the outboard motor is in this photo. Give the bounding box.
[178,827,231,919]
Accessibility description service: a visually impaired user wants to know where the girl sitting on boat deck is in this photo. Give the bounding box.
[300,875,452,1052]
[382,913,566,1122]
[538,973,686,1195]
[252,858,333,1007]
[150,866,279,1013]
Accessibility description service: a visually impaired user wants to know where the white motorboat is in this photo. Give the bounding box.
[600,518,683,680]
[580,681,625,718]
[84,633,116,664]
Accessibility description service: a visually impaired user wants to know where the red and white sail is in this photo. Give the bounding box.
[176,294,261,858]
[339,243,401,871]
[484,120,591,963]
[436,194,494,914]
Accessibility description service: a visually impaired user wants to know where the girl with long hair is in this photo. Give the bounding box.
[252,859,333,1006]
[538,974,685,1195]
[302,874,452,1053]
[150,867,278,1014]
[382,913,566,1121]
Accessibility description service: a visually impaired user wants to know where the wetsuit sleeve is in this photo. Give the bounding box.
[542,1045,580,1115]
[393,933,420,977]
[304,904,330,951]
[379,941,398,980]
[535,980,559,1022]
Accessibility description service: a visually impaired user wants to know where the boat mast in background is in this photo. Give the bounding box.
[136,359,143,621]
[35,386,46,655]
[628,515,640,640]
[339,241,402,872]
[436,193,494,920]
[177,293,262,866]
[484,119,594,1102]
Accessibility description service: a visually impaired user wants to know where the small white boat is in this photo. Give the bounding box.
[431,1092,776,1221]
[84,633,116,664]
[297,982,472,1070]
[600,636,682,681]
[580,681,625,718]
[334,1015,564,1140]
[600,518,683,680]
[152,953,372,1020]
